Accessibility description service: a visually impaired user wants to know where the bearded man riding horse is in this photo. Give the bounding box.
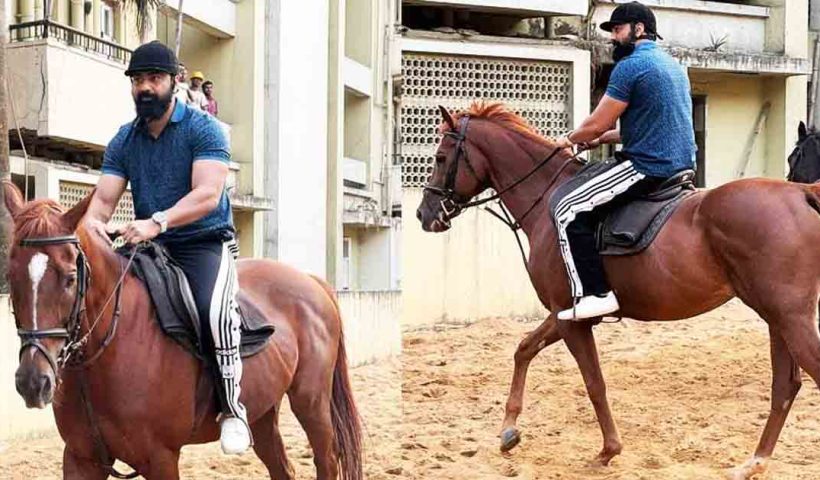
[417,3,820,478]
[6,41,362,479]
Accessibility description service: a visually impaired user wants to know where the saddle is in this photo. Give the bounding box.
[116,242,275,359]
[550,157,695,256]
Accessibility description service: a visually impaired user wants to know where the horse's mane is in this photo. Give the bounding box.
[440,101,556,147]
[12,199,68,240]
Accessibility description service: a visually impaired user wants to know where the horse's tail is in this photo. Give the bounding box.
[309,275,364,480]
[806,184,820,216]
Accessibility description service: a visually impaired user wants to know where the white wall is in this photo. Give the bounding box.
[273,0,330,276]
[338,290,401,366]
[162,0,236,38]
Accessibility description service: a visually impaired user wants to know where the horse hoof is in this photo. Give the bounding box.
[500,428,521,452]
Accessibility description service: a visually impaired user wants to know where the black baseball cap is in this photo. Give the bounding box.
[124,40,179,77]
[600,2,663,39]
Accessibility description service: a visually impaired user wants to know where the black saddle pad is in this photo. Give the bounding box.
[549,158,695,256]
[116,242,274,359]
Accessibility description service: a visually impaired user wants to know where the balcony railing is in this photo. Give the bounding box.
[10,19,131,64]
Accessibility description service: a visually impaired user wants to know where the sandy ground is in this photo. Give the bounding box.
[399,300,820,479]
[4,300,820,479]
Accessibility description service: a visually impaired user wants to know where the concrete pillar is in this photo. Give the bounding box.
[765,75,807,178]
[113,2,123,43]
[271,0,330,275]
[17,0,34,23]
[326,0,344,286]
[54,0,69,24]
[33,0,43,20]
[69,0,83,30]
[91,0,100,37]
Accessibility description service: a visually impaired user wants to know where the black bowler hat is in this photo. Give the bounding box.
[600,2,663,39]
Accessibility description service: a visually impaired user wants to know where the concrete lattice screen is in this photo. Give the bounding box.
[400,52,573,188]
[58,181,135,225]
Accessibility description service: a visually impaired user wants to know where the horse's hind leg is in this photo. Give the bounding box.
[290,387,338,480]
[252,405,296,480]
[728,327,801,480]
[500,314,562,452]
[559,320,622,466]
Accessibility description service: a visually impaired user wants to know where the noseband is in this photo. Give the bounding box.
[16,235,89,376]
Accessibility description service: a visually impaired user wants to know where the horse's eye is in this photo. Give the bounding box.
[435,154,445,164]
[64,274,77,288]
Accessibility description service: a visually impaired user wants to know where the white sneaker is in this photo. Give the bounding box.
[220,416,251,455]
[557,292,620,321]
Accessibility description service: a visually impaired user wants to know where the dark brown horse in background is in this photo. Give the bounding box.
[3,182,362,480]
[416,102,820,479]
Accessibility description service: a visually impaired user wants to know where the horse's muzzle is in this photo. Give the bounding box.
[15,365,55,409]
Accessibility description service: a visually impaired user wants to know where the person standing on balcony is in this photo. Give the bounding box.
[174,62,193,106]
[203,80,219,117]
[83,41,252,455]
[189,71,210,111]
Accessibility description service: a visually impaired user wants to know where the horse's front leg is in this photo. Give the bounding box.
[143,448,181,480]
[63,447,109,480]
[500,313,563,452]
[559,319,622,466]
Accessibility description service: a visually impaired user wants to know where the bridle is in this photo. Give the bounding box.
[14,232,139,479]
[15,234,132,377]
[422,114,581,270]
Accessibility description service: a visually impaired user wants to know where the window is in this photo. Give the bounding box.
[101,4,114,40]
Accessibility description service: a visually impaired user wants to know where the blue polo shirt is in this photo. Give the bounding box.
[606,42,696,177]
[102,99,233,243]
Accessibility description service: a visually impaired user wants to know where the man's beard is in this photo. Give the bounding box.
[611,27,640,63]
[134,89,173,121]
[611,40,635,63]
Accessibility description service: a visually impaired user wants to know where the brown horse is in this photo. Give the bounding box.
[3,181,362,480]
[416,102,820,479]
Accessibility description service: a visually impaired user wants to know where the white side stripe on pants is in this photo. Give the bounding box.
[553,160,645,298]
[208,239,247,425]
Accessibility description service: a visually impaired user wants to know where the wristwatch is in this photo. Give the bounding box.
[151,211,168,233]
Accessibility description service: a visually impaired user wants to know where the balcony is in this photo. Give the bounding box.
[161,0,236,38]
[592,0,769,54]
[7,20,134,153]
[403,0,588,17]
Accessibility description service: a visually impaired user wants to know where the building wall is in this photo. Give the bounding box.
[689,71,806,187]
[402,192,548,328]
[338,290,402,366]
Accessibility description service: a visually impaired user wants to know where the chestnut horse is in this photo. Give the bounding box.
[416,103,820,479]
[3,182,362,480]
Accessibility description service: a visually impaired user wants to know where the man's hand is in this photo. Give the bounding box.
[119,219,161,245]
[577,139,601,152]
[84,218,117,246]
[555,136,576,157]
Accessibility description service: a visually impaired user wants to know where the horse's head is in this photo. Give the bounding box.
[3,181,94,408]
[788,121,820,183]
[416,106,492,232]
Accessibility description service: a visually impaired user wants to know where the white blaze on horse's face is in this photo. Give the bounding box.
[27,253,49,330]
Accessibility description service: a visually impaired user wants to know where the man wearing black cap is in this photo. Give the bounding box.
[83,41,252,454]
[552,2,696,321]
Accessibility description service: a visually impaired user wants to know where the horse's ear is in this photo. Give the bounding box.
[61,188,96,231]
[799,121,808,141]
[3,180,24,219]
[439,105,456,132]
